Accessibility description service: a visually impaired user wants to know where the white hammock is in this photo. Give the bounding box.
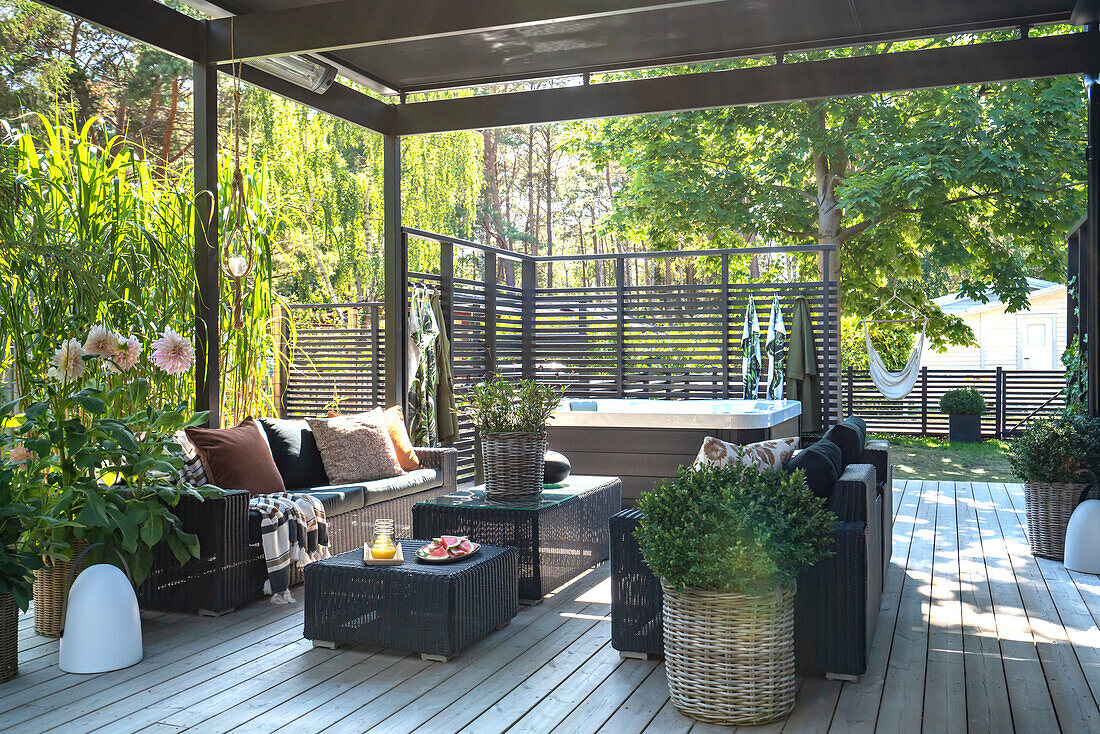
[865,322,926,399]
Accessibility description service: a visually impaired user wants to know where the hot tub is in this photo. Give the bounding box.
[547,398,802,503]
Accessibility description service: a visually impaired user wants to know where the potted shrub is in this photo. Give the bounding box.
[635,464,834,725]
[0,460,61,682]
[1007,411,1100,560]
[939,387,985,442]
[464,377,564,501]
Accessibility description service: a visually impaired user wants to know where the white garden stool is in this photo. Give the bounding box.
[59,545,143,674]
[1064,499,1100,574]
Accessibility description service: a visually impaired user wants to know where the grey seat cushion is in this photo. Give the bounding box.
[363,468,442,506]
[301,484,366,517]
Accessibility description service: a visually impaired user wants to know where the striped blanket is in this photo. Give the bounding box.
[249,493,330,603]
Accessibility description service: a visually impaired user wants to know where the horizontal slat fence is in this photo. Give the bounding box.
[843,366,1066,438]
[283,303,384,417]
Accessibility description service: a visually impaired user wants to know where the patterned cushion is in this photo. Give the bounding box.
[307,409,405,484]
[694,436,800,471]
[173,430,209,487]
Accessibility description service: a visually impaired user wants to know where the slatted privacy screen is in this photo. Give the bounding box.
[843,367,1067,438]
[284,303,385,418]
[534,286,620,397]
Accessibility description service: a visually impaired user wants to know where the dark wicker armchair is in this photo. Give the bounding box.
[610,439,891,680]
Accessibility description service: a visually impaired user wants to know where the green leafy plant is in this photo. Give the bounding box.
[635,464,835,593]
[0,465,62,610]
[939,387,986,416]
[1007,411,1100,484]
[1,329,223,584]
[462,377,564,434]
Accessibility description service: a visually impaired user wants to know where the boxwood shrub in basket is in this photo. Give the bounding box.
[1007,411,1100,484]
[635,463,836,593]
[938,387,986,416]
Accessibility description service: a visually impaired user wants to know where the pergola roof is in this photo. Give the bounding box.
[199,0,1081,94]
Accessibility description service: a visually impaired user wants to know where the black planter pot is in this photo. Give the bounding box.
[948,414,982,443]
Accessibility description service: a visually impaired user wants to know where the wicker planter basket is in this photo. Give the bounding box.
[661,579,797,726]
[482,430,548,502]
[32,539,87,638]
[1024,482,1085,560]
[0,592,17,684]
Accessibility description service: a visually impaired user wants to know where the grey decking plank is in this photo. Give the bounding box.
[594,662,670,733]
[954,482,1015,734]
[828,478,926,733]
[640,699,694,734]
[921,481,966,734]
[986,481,1100,733]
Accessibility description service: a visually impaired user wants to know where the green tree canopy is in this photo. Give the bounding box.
[577,67,1085,348]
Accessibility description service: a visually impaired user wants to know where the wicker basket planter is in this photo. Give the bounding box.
[0,592,17,684]
[1024,482,1085,560]
[661,578,797,726]
[32,539,87,638]
[482,430,548,502]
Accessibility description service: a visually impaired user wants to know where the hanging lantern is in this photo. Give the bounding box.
[222,45,256,331]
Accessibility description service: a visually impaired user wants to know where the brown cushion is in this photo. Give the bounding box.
[307,409,405,484]
[383,406,420,471]
[185,418,286,496]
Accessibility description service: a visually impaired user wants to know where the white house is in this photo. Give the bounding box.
[922,278,1067,370]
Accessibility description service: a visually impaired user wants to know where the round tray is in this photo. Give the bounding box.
[415,542,481,564]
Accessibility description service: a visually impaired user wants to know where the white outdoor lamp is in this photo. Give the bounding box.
[59,545,143,674]
[1064,499,1100,574]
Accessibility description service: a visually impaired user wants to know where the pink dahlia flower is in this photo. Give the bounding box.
[48,338,85,384]
[109,335,143,373]
[151,328,195,375]
[83,325,120,358]
[8,446,35,465]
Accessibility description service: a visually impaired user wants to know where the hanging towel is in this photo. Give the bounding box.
[408,288,441,447]
[866,322,925,400]
[785,296,821,432]
[430,292,458,446]
[741,296,762,400]
[764,295,787,400]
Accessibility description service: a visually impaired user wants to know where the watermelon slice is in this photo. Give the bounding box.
[426,544,449,559]
[440,535,462,550]
[457,539,475,554]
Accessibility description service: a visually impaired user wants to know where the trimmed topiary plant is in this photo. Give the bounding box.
[635,463,835,593]
[940,387,986,443]
[939,387,986,416]
[635,463,836,725]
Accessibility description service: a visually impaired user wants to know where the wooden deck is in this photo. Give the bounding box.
[2,480,1100,733]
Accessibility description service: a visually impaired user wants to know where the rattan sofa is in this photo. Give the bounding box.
[611,428,891,680]
[139,444,457,615]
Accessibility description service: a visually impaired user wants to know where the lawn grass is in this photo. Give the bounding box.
[871,433,1018,483]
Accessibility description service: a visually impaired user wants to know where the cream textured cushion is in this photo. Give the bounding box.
[694,435,800,471]
[307,409,404,484]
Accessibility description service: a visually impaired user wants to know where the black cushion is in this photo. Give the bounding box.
[823,421,864,468]
[258,418,329,490]
[786,438,843,499]
[841,416,867,449]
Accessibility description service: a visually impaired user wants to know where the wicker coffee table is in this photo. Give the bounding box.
[303,540,518,661]
[412,475,621,602]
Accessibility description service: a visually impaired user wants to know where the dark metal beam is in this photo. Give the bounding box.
[1087,69,1100,417]
[193,62,220,427]
[383,135,407,410]
[206,0,722,62]
[230,64,395,135]
[37,0,204,60]
[396,32,1100,135]
[1072,0,1100,26]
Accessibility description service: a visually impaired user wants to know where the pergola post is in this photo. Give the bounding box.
[383,133,407,411]
[1088,46,1100,417]
[193,61,220,428]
